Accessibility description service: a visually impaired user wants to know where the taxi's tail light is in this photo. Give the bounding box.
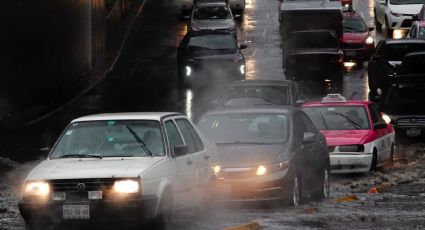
[338,145,365,152]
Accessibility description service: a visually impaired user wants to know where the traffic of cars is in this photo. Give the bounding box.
[18,0,425,228]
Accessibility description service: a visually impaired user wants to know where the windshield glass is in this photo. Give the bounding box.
[189,34,236,50]
[224,86,290,106]
[197,113,289,144]
[288,32,338,49]
[50,120,165,158]
[302,106,370,130]
[388,81,425,103]
[343,17,367,33]
[383,43,425,60]
[390,0,425,4]
[194,5,232,19]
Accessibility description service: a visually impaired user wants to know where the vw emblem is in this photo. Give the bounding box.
[76,183,86,192]
[411,118,417,123]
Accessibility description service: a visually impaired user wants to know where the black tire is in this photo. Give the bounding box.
[153,191,173,230]
[374,9,382,29]
[370,150,378,171]
[388,145,395,166]
[385,17,393,38]
[289,174,302,207]
[312,167,330,201]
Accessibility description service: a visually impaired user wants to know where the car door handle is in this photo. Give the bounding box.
[204,155,210,160]
[186,159,193,165]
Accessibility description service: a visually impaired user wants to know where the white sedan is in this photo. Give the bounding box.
[18,112,219,230]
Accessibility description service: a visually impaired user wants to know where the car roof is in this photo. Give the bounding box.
[384,39,425,45]
[302,100,371,107]
[227,79,294,87]
[72,112,182,123]
[200,105,297,117]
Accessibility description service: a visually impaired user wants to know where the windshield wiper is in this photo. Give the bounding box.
[334,112,362,130]
[58,154,102,159]
[126,125,153,157]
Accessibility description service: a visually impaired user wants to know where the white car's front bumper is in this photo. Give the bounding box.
[330,153,373,173]
[387,14,414,30]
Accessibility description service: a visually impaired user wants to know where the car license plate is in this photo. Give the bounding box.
[221,184,232,194]
[406,128,421,137]
[345,51,356,57]
[63,205,90,219]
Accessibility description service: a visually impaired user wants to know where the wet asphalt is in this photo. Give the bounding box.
[1,0,425,229]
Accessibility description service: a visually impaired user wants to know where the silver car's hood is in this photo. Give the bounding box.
[25,157,164,180]
[191,19,235,30]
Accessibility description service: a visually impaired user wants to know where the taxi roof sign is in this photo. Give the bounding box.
[321,94,347,103]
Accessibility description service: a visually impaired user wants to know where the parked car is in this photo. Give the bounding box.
[189,0,237,35]
[374,0,424,38]
[177,30,246,87]
[367,39,425,98]
[197,106,330,206]
[19,112,219,230]
[301,94,395,173]
[218,79,302,106]
[407,21,425,38]
[284,30,344,91]
[342,11,375,66]
[379,76,425,142]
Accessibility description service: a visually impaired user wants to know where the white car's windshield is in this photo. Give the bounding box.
[390,0,425,4]
[197,113,289,144]
[194,5,232,19]
[50,120,165,158]
[189,34,237,50]
[302,106,370,130]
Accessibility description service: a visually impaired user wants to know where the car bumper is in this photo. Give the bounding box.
[211,169,290,201]
[184,66,245,85]
[19,196,158,226]
[330,153,373,173]
[343,47,374,62]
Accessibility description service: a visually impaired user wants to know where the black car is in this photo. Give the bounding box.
[283,30,344,91]
[177,30,246,87]
[368,39,425,98]
[397,51,425,75]
[197,106,330,206]
[218,79,302,106]
[379,76,425,142]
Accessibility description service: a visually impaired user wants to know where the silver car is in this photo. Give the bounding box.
[189,0,236,35]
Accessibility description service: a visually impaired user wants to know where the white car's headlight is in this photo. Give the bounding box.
[24,181,50,197]
[239,64,245,75]
[113,180,140,194]
[365,36,374,45]
[185,66,192,77]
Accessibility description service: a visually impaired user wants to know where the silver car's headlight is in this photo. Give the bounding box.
[256,161,289,176]
[113,180,140,194]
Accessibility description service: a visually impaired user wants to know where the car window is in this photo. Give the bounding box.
[294,115,306,146]
[301,113,317,133]
[193,5,232,20]
[183,120,205,151]
[383,43,425,60]
[343,16,367,33]
[50,120,165,158]
[368,104,385,124]
[175,119,197,153]
[165,120,184,151]
[224,86,290,106]
[198,113,289,144]
[288,31,338,49]
[302,105,371,130]
[189,34,237,50]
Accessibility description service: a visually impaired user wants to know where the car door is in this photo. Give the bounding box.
[163,118,196,208]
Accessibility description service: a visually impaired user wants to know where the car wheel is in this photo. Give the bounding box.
[374,9,382,29]
[385,17,393,38]
[290,174,301,207]
[370,150,378,171]
[153,191,173,230]
[387,145,395,167]
[312,167,330,200]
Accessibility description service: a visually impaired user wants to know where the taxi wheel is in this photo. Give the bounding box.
[370,150,378,171]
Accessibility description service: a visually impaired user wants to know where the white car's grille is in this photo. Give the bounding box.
[49,178,114,192]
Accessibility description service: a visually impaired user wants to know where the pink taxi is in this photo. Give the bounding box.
[301,94,395,173]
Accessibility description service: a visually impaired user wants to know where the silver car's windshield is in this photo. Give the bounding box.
[189,34,237,50]
[197,113,289,144]
[50,120,165,158]
[302,106,370,130]
[193,5,232,20]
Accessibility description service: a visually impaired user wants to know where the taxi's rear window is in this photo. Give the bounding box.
[302,105,370,130]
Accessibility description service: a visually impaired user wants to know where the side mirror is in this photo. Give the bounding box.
[234,14,241,19]
[173,145,188,157]
[239,44,248,50]
[374,122,387,130]
[369,27,375,32]
[303,132,316,144]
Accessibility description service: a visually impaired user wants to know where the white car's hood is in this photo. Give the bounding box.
[25,157,164,180]
[389,3,422,15]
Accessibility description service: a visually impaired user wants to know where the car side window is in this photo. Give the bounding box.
[368,104,385,124]
[183,120,205,151]
[175,119,197,154]
[294,114,307,146]
[300,113,317,133]
[165,120,184,151]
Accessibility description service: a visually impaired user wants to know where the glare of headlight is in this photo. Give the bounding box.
[382,113,392,124]
[393,29,405,39]
[365,36,374,45]
[24,181,50,197]
[256,165,267,176]
[344,62,356,68]
[212,165,221,175]
[185,66,192,76]
[240,64,245,75]
[113,180,139,194]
